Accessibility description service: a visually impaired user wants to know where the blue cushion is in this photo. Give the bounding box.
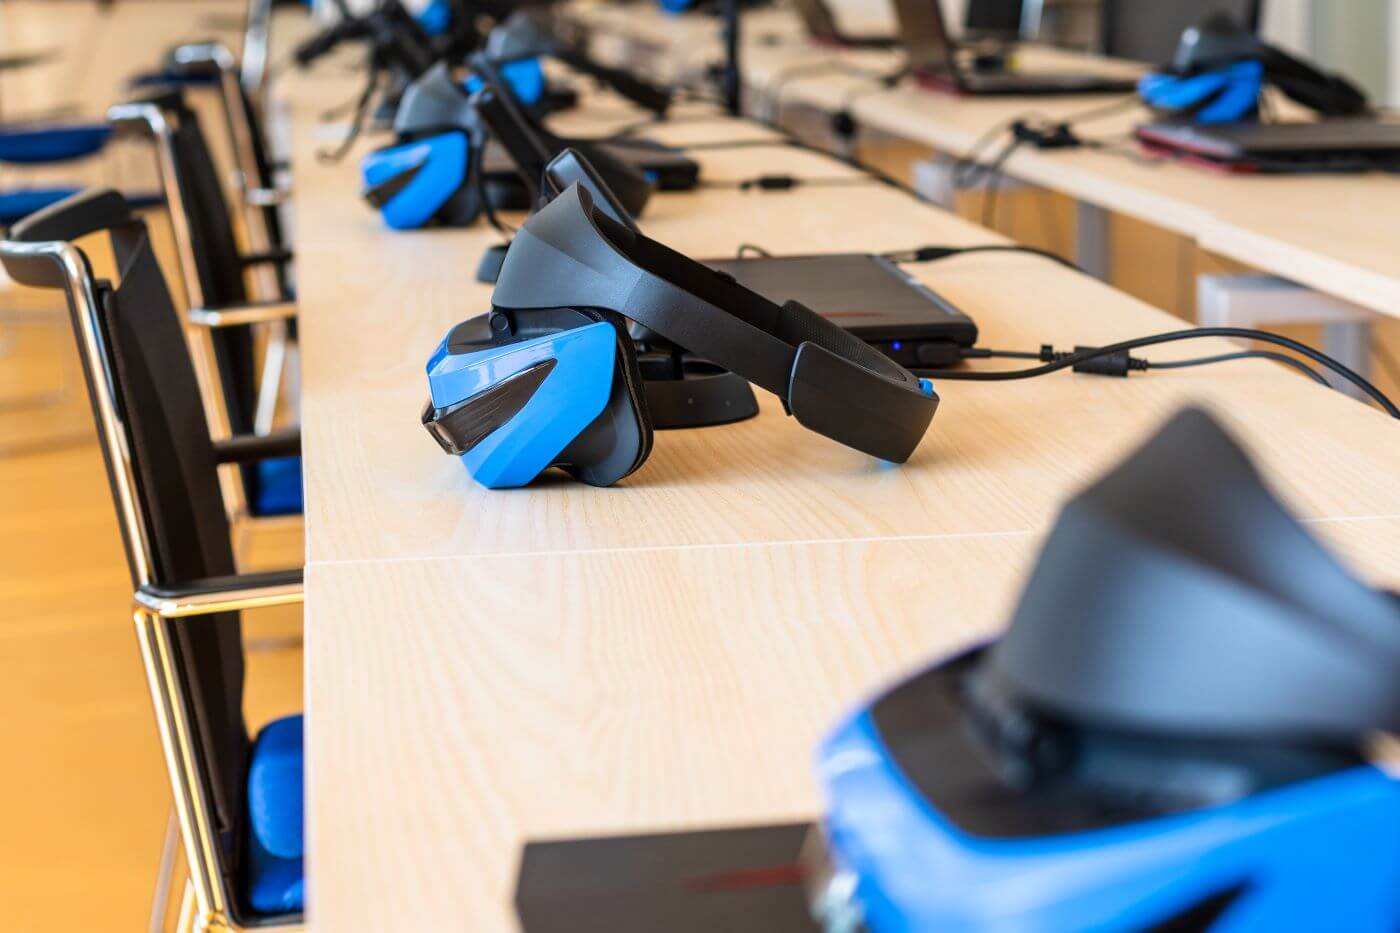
[246,833,304,914]
[0,187,81,224]
[248,715,303,857]
[254,456,303,516]
[246,714,304,914]
[0,124,111,163]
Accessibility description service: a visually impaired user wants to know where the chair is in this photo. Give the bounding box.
[1100,0,1263,65]
[136,41,292,267]
[133,40,298,440]
[106,90,302,521]
[0,189,304,931]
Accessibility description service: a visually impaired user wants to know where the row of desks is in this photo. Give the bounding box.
[4,3,1396,930]
[570,3,1400,321]
[285,47,1400,932]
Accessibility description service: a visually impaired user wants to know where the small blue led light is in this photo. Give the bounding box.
[891,340,903,352]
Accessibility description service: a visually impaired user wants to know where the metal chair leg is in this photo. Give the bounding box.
[253,321,288,436]
[150,806,182,933]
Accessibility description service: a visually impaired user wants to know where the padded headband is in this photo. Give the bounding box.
[492,184,938,462]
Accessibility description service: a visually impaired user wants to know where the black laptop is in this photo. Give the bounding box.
[790,0,896,49]
[1135,120,1400,172]
[891,0,1136,96]
[707,253,978,368]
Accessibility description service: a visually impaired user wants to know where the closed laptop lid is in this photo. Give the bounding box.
[706,254,977,344]
[891,0,958,74]
[1140,120,1400,159]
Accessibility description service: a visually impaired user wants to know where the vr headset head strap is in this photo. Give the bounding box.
[493,184,937,462]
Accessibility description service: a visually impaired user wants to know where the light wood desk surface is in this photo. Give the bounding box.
[0,0,248,120]
[286,51,1400,931]
[570,3,1400,320]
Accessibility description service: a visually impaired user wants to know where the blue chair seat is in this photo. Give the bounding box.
[0,188,168,226]
[0,187,82,225]
[253,456,304,517]
[246,714,304,915]
[0,124,111,164]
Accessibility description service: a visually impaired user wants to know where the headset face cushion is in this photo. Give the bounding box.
[424,309,651,488]
[360,130,469,229]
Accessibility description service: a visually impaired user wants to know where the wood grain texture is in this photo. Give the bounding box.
[305,514,1400,933]
[280,28,1400,933]
[287,83,1400,565]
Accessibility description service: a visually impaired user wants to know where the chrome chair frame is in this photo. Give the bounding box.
[165,40,294,438]
[105,100,297,526]
[0,231,303,933]
[240,0,276,104]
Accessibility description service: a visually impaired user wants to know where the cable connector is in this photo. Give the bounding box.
[831,110,858,140]
[739,174,800,190]
[884,246,962,263]
[1039,345,1149,376]
[1011,119,1082,150]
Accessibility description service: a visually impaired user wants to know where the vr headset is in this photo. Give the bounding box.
[422,183,938,488]
[811,407,1400,931]
[360,60,655,229]
[485,11,673,116]
[1139,14,1370,123]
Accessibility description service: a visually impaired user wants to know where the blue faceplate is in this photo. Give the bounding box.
[657,0,697,12]
[360,131,467,229]
[416,0,453,36]
[1139,61,1264,124]
[817,692,1400,932]
[426,322,618,488]
[465,57,547,108]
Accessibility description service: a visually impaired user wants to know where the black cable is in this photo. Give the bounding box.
[1375,340,1400,389]
[980,135,1021,226]
[704,174,880,191]
[316,63,380,163]
[736,242,773,257]
[881,243,1081,272]
[669,138,802,151]
[951,95,1147,217]
[476,167,516,240]
[763,59,898,122]
[921,328,1399,418]
[1148,350,1329,386]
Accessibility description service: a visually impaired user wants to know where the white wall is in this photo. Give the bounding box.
[1391,0,1400,103]
[1262,0,1395,106]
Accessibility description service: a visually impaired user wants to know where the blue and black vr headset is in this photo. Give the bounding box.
[360,59,655,230]
[422,183,938,488]
[811,408,1400,932]
[359,58,553,230]
[1140,14,1370,123]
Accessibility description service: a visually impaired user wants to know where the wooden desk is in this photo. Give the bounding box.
[285,56,1400,932]
[569,3,1400,321]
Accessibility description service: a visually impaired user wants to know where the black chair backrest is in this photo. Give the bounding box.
[1101,0,1263,65]
[2,190,249,866]
[150,90,262,439]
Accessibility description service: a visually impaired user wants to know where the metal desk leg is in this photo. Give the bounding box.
[1075,201,1110,280]
[1197,274,1376,399]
